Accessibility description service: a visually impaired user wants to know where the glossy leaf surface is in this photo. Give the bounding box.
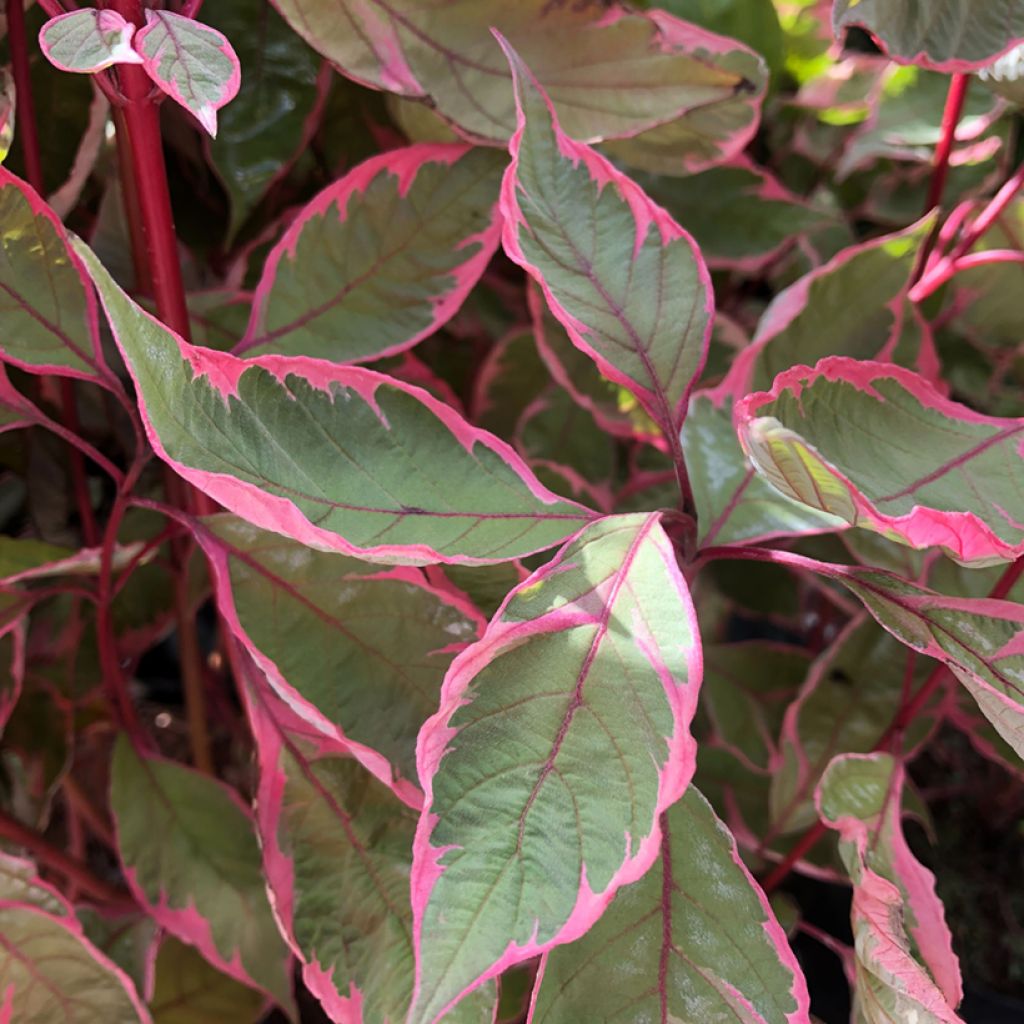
[737,358,1024,564]
[500,43,712,442]
[109,737,293,1010]
[77,240,594,565]
[410,513,702,1024]
[531,787,810,1024]
[134,11,241,136]
[240,145,505,362]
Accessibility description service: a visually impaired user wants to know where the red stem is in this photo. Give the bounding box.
[6,0,44,194]
[912,160,1024,301]
[0,807,133,906]
[924,74,969,215]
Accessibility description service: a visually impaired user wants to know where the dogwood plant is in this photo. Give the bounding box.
[0,0,1021,1021]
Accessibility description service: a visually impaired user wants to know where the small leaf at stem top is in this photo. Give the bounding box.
[39,9,144,75]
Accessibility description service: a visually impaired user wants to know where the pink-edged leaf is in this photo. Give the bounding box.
[0,852,73,918]
[38,10,144,74]
[238,145,505,362]
[736,358,1024,565]
[0,537,144,585]
[195,513,484,807]
[770,617,945,838]
[109,736,295,1013]
[684,389,846,549]
[0,169,114,385]
[840,569,1024,764]
[500,41,712,440]
[723,218,938,398]
[270,0,764,148]
[74,239,595,566]
[599,9,767,174]
[0,901,153,1023]
[817,753,964,1021]
[832,1,1024,72]
[409,512,702,1024]
[240,659,498,1024]
[133,11,241,137]
[530,786,810,1024]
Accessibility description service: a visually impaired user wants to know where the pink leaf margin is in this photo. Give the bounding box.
[110,744,292,1010]
[716,219,941,403]
[0,900,154,1023]
[238,144,503,360]
[194,516,486,810]
[77,248,596,567]
[134,10,241,137]
[408,512,703,1022]
[832,10,1024,74]
[736,357,1024,564]
[815,753,963,1012]
[497,36,713,438]
[236,653,375,1024]
[0,169,114,388]
[38,10,144,74]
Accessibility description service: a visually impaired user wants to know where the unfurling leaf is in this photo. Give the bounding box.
[410,513,702,1024]
[134,11,241,136]
[499,41,711,450]
[817,753,964,1022]
[75,239,595,566]
[737,358,1024,565]
[532,787,810,1023]
[239,145,505,363]
[39,10,144,74]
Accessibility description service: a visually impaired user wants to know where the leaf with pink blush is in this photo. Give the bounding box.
[238,145,505,363]
[39,10,144,74]
[530,787,810,1024]
[0,901,153,1023]
[0,169,114,386]
[736,358,1024,565]
[270,0,765,151]
[722,218,938,398]
[499,41,711,481]
[409,513,702,1024]
[75,238,595,566]
[0,606,25,736]
[109,736,295,1014]
[240,659,498,1024]
[195,513,484,808]
[817,753,964,1022]
[134,11,241,137]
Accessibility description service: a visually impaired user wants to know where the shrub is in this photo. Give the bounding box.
[0,1,1022,1021]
